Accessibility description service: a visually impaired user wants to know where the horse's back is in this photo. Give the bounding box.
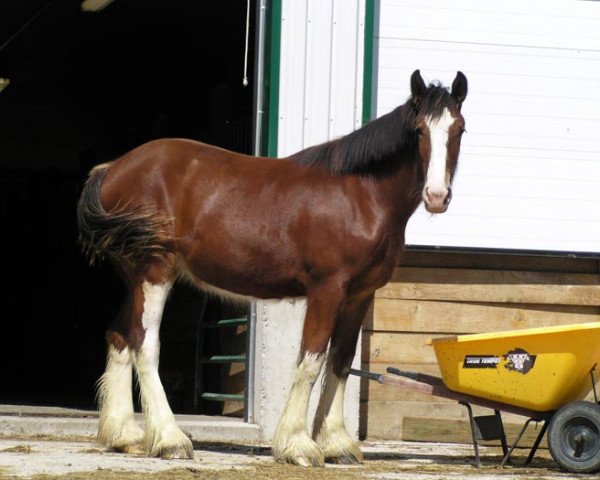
[99,139,241,209]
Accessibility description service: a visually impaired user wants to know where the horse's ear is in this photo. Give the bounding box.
[410,69,427,106]
[451,71,468,106]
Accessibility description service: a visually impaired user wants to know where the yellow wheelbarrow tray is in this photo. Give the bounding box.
[428,321,600,412]
[351,321,600,473]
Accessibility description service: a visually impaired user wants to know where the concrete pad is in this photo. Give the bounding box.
[0,438,575,479]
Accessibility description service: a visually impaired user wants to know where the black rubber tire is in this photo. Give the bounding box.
[548,401,600,473]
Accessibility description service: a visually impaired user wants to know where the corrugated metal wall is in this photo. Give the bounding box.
[277,0,366,156]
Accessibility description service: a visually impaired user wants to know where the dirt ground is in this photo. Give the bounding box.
[0,436,580,480]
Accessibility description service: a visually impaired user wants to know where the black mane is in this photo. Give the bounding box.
[290,83,454,175]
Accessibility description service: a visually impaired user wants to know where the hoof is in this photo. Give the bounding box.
[98,421,145,456]
[148,426,194,460]
[326,453,363,465]
[273,434,325,467]
[120,443,146,456]
[277,456,324,467]
[324,443,363,464]
[279,455,324,468]
[158,444,194,460]
[317,434,363,465]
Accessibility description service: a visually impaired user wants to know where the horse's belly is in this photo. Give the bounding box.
[176,255,305,300]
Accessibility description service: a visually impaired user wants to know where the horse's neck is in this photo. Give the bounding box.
[373,148,423,220]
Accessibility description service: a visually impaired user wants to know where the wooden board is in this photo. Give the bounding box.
[361,401,487,440]
[361,400,551,442]
[368,299,600,333]
[362,332,444,364]
[376,268,600,306]
[402,416,548,448]
[398,251,600,274]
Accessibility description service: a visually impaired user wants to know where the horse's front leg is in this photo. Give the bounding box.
[132,279,194,459]
[312,294,373,464]
[272,281,346,467]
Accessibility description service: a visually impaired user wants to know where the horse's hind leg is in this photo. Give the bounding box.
[97,336,144,454]
[272,281,346,467]
[312,295,373,464]
[131,277,194,459]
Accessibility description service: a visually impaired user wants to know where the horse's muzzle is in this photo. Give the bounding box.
[423,186,452,213]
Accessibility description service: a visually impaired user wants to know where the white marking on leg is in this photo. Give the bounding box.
[423,108,454,206]
[97,344,144,452]
[133,280,193,459]
[313,357,362,462]
[273,351,326,466]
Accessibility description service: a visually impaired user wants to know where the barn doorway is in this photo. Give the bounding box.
[0,0,256,418]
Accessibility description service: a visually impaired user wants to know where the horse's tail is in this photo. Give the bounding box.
[77,163,174,266]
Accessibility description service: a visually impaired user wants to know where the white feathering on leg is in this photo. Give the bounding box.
[272,351,326,467]
[313,355,363,463]
[97,345,145,453]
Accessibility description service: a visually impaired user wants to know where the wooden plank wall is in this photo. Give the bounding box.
[360,251,600,443]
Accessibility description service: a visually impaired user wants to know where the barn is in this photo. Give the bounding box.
[1,0,599,447]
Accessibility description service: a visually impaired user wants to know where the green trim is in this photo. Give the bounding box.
[202,392,245,402]
[362,0,376,124]
[202,317,248,329]
[260,0,282,157]
[203,355,246,364]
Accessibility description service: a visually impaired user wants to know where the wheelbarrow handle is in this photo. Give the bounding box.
[349,368,382,382]
[349,367,422,382]
[386,367,420,381]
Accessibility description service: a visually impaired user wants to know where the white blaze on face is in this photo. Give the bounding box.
[423,108,454,208]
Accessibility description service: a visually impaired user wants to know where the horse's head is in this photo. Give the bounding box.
[410,70,467,213]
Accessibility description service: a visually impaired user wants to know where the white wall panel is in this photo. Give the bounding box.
[329,0,364,137]
[377,0,600,254]
[278,0,365,156]
[278,0,308,156]
[303,0,334,147]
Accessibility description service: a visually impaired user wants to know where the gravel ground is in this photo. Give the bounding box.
[0,437,578,480]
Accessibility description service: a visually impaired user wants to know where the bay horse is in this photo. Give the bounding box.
[77,69,467,467]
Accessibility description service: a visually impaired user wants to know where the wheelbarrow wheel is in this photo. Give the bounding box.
[548,401,600,473]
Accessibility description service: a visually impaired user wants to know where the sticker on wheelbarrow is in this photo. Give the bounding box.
[463,355,500,368]
[503,348,537,374]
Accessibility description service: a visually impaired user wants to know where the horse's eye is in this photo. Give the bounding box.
[415,127,423,137]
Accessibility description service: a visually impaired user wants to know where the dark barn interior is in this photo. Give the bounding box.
[0,0,254,414]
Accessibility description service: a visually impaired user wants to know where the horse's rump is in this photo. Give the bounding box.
[77,165,174,266]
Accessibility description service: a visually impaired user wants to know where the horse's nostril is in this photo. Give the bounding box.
[444,187,453,205]
[423,187,431,204]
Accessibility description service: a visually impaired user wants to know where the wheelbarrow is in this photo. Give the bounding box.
[351,321,600,473]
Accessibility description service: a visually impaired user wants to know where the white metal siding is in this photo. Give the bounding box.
[377,0,600,254]
[277,0,365,156]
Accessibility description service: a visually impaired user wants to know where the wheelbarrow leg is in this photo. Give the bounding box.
[461,402,482,468]
[499,417,549,467]
[496,410,509,458]
[460,402,508,468]
[501,418,533,467]
[524,419,549,465]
